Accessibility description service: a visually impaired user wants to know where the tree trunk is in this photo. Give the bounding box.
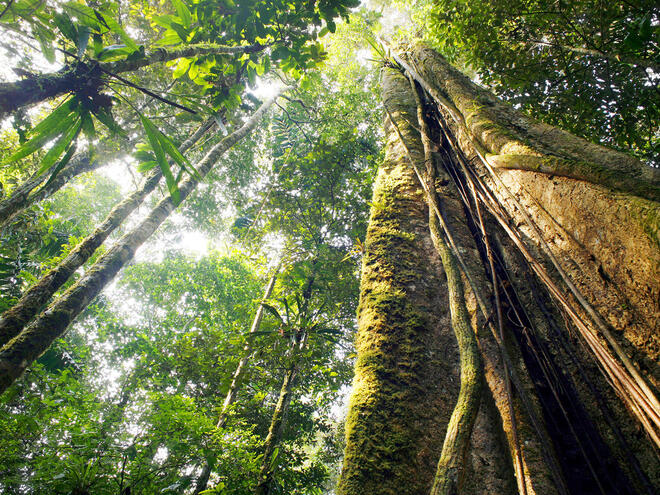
[0,150,102,228]
[338,44,659,495]
[192,261,282,495]
[338,67,519,495]
[0,43,263,118]
[255,266,317,495]
[254,342,303,495]
[0,119,214,348]
[0,93,280,394]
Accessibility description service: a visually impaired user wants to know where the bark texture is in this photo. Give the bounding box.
[339,44,659,495]
[337,68,515,495]
[406,44,660,445]
[0,94,278,394]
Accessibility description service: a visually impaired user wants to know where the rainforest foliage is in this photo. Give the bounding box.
[0,0,657,493]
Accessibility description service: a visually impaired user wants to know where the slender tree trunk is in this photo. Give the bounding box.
[255,331,307,495]
[0,150,103,228]
[217,260,282,429]
[0,92,280,394]
[192,261,282,495]
[0,119,214,348]
[255,266,317,495]
[0,43,263,118]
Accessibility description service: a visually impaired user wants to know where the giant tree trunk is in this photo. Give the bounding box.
[338,45,659,495]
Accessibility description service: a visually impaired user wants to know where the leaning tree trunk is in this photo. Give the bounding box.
[0,118,214,348]
[338,45,659,495]
[255,265,317,495]
[0,150,104,228]
[254,335,305,495]
[0,93,280,394]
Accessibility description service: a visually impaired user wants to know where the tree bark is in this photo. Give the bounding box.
[388,44,660,203]
[0,92,280,394]
[0,43,263,118]
[338,67,517,495]
[403,43,660,436]
[0,119,214,348]
[406,78,484,495]
[339,44,659,495]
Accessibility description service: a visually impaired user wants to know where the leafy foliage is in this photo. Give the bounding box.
[405,0,659,163]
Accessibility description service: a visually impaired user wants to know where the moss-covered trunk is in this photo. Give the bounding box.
[337,68,517,495]
[339,43,658,494]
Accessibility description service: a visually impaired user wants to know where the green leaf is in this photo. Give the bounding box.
[172,0,192,28]
[156,29,183,46]
[137,160,158,173]
[140,115,180,204]
[92,107,125,136]
[36,117,82,176]
[92,33,103,55]
[172,57,192,79]
[80,111,95,139]
[97,44,135,61]
[152,14,177,29]
[95,9,138,51]
[30,98,77,138]
[63,2,101,29]
[134,149,156,162]
[77,25,91,58]
[158,130,200,179]
[43,141,77,188]
[271,46,289,60]
[261,303,283,323]
[35,27,55,63]
[53,13,77,42]
[3,101,77,164]
[188,60,200,80]
[269,447,279,469]
[169,22,190,42]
